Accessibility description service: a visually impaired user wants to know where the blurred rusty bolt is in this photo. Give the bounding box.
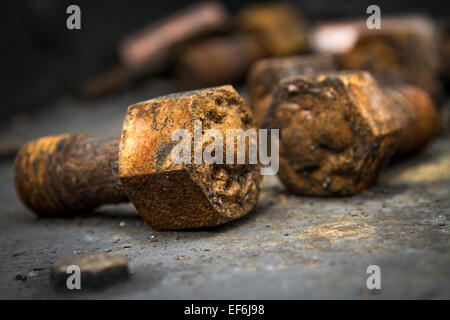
[384,85,439,157]
[246,54,337,126]
[263,71,438,196]
[175,34,265,89]
[14,86,262,230]
[118,1,229,70]
[234,3,309,57]
[310,15,438,55]
[337,29,443,103]
[175,3,309,89]
[440,23,450,86]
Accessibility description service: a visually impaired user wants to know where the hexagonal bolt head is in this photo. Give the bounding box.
[119,85,262,230]
[263,71,402,196]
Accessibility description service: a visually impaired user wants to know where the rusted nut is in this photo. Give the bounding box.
[175,3,309,88]
[14,86,262,230]
[263,71,435,196]
[337,30,443,103]
[246,54,337,126]
[119,85,262,230]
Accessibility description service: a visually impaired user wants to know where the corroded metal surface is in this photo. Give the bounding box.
[13,86,262,231]
[246,54,337,126]
[264,71,402,196]
[14,134,127,216]
[384,86,439,157]
[119,85,262,230]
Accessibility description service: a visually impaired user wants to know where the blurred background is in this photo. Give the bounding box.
[1,0,449,114]
[0,0,449,151]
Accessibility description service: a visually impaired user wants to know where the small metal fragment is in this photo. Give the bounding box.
[175,3,309,89]
[51,253,129,289]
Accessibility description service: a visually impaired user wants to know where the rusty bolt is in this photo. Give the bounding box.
[246,54,337,126]
[118,1,228,70]
[175,34,265,89]
[14,86,262,230]
[310,15,437,55]
[337,30,443,103]
[82,1,228,98]
[263,71,438,196]
[384,85,439,157]
[234,3,309,57]
[175,3,309,88]
[14,134,128,215]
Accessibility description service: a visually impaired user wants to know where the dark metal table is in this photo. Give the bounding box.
[1,83,448,299]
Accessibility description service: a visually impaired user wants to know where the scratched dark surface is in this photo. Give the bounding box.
[0,82,449,299]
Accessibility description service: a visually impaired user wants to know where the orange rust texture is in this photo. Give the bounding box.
[246,54,337,126]
[384,86,439,157]
[263,71,402,196]
[175,3,309,89]
[119,85,262,230]
[14,134,127,216]
[337,31,442,102]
